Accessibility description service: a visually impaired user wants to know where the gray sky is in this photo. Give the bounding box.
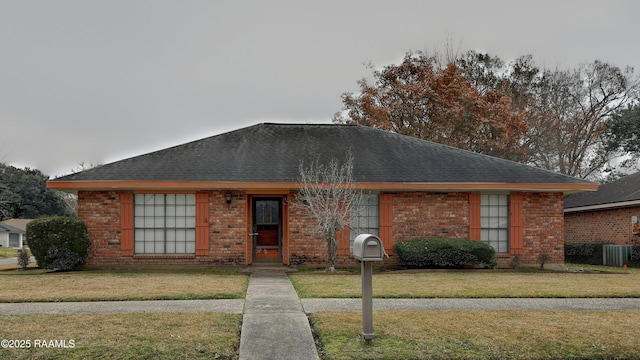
[2,0,639,177]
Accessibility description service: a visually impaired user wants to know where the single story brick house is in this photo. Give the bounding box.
[565,171,640,245]
[48,123,595,268]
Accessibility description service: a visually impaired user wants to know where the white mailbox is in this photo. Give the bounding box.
[353,234,384,261]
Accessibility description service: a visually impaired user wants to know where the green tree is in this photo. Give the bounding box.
[606,104,640,154]
[0,164,74,220]
[605,104,640,175]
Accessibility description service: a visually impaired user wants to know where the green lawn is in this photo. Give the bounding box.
[3,265,639,359]
[0,247,18,258]
[0,313,241,360]
[291,266,640,298]
[311,310,640,360]
[0,270,248,302]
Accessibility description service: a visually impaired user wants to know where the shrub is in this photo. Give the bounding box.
[393,237,496,269]
[537,251,552,269]
[17,246,30,270]
[26,217,90,271]
[629,245,640,268]
[565,242,609,265]
[632,245,640,261]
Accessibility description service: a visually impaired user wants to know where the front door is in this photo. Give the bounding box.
[251,197,282,262]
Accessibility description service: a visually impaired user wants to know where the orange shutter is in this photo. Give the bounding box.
[469,193,481,241]
[337,227,350,255]
[379,193,393,253]
[120,192,134,256]
[509,193,524,255]
[196,191,210,256]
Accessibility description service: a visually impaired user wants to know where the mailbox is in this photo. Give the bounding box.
[353,234,384,261]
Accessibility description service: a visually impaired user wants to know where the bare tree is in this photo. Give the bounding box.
[295,153,361,272]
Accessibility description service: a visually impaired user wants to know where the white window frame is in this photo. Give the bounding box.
[134,193,196,254]
[349,193,379,251]
[480,193,509,253]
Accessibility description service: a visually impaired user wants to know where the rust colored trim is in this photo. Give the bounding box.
[282,194,290,265]
[379,193,394,253]
[468,193,481,241]
[119,192,134,256]
[47,180,598,193]
[195,191,210,256]
[509,193,524,255]
[246,195,252,265]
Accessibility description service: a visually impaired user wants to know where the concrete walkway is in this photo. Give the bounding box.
[3,296,640,315]
[239,272,319,360]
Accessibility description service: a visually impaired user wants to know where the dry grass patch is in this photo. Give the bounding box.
[0,247,19,258]
[311,310,640,360]
[291,269,640,298]
[0,272,248,302]
[0,312,241,360]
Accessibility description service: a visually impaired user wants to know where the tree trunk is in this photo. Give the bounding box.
[325,236,337,272]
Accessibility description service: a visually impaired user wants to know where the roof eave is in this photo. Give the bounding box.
[47,180,598,194]
[564,199,640,213]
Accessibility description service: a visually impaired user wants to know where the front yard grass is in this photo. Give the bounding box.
[291,266,640,298]
[0,247,18,258]
[310,310,640,360]
[0,312,241,360]
[0,270,248,302]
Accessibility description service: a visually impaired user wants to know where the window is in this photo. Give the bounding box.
[349,194,379,250]
[134,194,196,254]
[256,200,279,225]
[480,194,509,253]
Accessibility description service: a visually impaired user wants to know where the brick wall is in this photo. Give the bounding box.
[391,192,470,241]
[77,191,122,265]
[565,206,640,245]
[519,192,565,267]
[387,191,565,269]
[79,190,567,268]
[79,190,249,267]
[288,202,327,266]
[206,191,247,265]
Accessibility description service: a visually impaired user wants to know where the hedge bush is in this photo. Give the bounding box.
[564,242,609,265]
[26,217,90,271]
[393,237,496,269]
[629,245,640,268]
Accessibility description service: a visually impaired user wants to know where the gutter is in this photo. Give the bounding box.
[564,199,640,213]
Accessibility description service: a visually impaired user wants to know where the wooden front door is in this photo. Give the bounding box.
[251,197,282,262]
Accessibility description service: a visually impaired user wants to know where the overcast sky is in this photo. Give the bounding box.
[2,0,639,177]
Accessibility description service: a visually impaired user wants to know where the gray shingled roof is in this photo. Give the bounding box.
[51,123,590,186]
[0,223,24,234]
[565,172,640,209]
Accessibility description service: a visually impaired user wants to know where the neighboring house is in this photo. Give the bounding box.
[0,222,26,248]
[47,123,595,268]
[565,172,640,245]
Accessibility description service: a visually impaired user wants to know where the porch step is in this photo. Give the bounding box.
[239,264,297,274]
